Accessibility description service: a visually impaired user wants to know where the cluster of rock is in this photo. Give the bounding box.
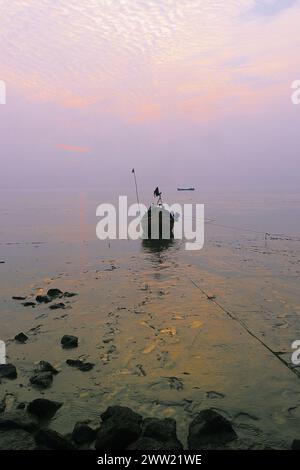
[12,288,77,309]
[0,401,239,450]
[0,334,94,387]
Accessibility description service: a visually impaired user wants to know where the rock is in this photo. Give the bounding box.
[34,429,76,450]
[0,411,38,432]
[61,335,78,349]
[66,359,94,372]
[27,398,62,420]
[49,302,65,310]
[30,372,53,389]
[12,296,27,300]
[22,301,36,307]
[0,364,17,379]
[95,406,143,450]
[188,409,237,449]
[63,292,77,298]
[14,332,28,343]
[291,439,300,450]
[0,429,36,450]
[141,417,183,449]
[0,261,5,264]
[72,422,96,445]
[36,295,52,303]
[35,361,59,375]
[47,288,63,299]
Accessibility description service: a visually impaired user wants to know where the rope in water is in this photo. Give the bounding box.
[184,273,300,380]
[184,216,300,241]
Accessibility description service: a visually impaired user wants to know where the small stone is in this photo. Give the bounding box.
[12,296,27,300]
[36,295,52,303]
[188,409,237,449]
[49,302,65,310]
[30,372,53,389]
[15,332,28,343]
[27,398,62,420]
[36,360,58,375]
[66,359,94,372]
[22,302,36,307]
[47,288,63,299]
[63,292,77,298]
[72,422,96,445]
[61,335,78,349]
[0,364,17,380]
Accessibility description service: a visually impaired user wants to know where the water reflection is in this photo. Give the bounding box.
[141,237,175,253]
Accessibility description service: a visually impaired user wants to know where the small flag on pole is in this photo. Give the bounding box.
[154,187,160,197]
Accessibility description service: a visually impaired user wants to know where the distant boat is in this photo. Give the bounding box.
[177,187,195,191]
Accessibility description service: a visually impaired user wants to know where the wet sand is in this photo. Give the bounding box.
[1,189,300,449]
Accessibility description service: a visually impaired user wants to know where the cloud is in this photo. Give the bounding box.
[57,144,90,153]
[1,0,300,123]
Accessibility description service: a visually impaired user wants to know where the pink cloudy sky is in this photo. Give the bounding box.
[0,0,300,189]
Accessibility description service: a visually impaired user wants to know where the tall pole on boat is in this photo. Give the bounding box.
[131,168,140,215]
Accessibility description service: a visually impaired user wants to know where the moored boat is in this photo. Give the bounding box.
[141,187,174,240]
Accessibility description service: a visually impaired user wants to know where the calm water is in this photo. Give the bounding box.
[1,188,300,448]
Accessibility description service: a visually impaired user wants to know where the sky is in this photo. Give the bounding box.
[0,0,300,190]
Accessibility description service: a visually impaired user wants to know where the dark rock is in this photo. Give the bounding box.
[95,406,143,450]
[0,429,36,450]
[36,295,52,303]
[47,288,63,299]
[61,335,78,349]
[63,292,78,298]
[72,422,96,445]
[188,409,237,449]
[34,429,76,450]
[0,364,17,379]
[22,301,36,307]
[0,411,38,432]
[49,302,65,310]
[27,398,62,420]
[141,417,183,449]
[36,361,59,375]
[66,359,94,372]
[15,332,28,343]
[12,296,27,300]
[292,439,300,450]
[0,261,5,264]
[30,372,53,389]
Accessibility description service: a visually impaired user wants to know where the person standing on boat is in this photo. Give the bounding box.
[154,186,162,205]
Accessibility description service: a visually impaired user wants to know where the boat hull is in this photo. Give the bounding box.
[141,206,174,239]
